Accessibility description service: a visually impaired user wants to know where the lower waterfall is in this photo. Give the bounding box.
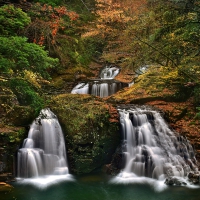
[111,106,199,191]
[17,108,73,188]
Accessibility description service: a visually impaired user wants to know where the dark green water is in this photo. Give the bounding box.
[1,173,200,200]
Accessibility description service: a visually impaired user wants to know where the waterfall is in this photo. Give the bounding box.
[111,106,198,190]
[71,83,89,95]
[99,65,120,79]
[17,108,73,188]
[71,65,127,97]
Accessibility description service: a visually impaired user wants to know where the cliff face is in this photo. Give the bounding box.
[48,94,120,174]
[0,84,33,181]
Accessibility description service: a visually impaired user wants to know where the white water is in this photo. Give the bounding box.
[111,107,198,190]
[71,83,89,94]
[71,65,125,97]
[17,108,74,188]
[99,65,120,79]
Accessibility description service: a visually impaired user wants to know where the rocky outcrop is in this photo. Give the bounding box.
[164,171,200,186]
[0,85,34,126]
[0,85,32,180]
[164,177,187,186]
[107,66,192,104]
[48,94,120,174]
[0,126,26,181]
[187,172,200,184]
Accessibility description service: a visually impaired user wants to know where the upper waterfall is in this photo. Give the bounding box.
[99,65,120,79]
[71,65,127,97]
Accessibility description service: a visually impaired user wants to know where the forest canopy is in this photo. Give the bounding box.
[0,0,199,114]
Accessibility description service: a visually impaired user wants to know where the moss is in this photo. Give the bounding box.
[48,94,120,174]
[50,76,67,88]
[5,105,35,126]
[0,85,35,126]
[107,66,186,104]
[0,127,26,173]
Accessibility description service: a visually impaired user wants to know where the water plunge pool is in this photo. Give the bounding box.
[2,172,200,200]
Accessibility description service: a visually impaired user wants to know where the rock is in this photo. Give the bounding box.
[165,178,175,186]
[0,127,26,176]
[165,177,187,186]
[0,173,13,182]
[48,94,120,174]
[0,182,13,192]
[188,172,200,184]
[104,144,125,175]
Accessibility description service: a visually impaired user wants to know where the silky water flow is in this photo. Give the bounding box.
[111,106,198,191]
[16,108,73,188]
[71,65,126,97]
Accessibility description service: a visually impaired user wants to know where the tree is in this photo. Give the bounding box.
[23,3,81,67]
[0,36,58,79]
[0,5,59,114]
[0,5,31,36]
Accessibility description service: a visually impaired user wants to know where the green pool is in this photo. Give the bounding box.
[1,173,200,200]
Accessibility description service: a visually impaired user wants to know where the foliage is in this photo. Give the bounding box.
[90,0,200,80]
[193,86,200,106]
[80,0,148,68]
[0,36,58,79]
[34,0,64,6]
[195,107,200,121]
[9,78,44,114]
[24,3,96,69]
[0,5,31,36]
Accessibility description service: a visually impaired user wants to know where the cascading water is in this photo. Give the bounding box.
[111,106,199,190]
[17,108,73,188]
[99,66,120,79]
[71,83,89,95]
[71,65,127,97]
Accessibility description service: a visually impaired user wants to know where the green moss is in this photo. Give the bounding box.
[0,127,26,173]
[48,94,120,174]
[108,66,187,103]
[5,105,35,126]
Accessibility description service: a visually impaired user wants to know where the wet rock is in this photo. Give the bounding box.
[188,172,200,184]
[164,177,187,186]
[103,145,125,175]
[0,182,13,192]
[0,127,26,176]
[0,173,14,182]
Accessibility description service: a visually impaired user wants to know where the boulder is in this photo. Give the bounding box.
[0,182,13,192]
[164,177,187,186]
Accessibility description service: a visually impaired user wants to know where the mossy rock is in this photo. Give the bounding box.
[107,66,189,104]
[48,94,120,174]
[0,86,35,126]
[5,105,34,126]
[0,126,26,174]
